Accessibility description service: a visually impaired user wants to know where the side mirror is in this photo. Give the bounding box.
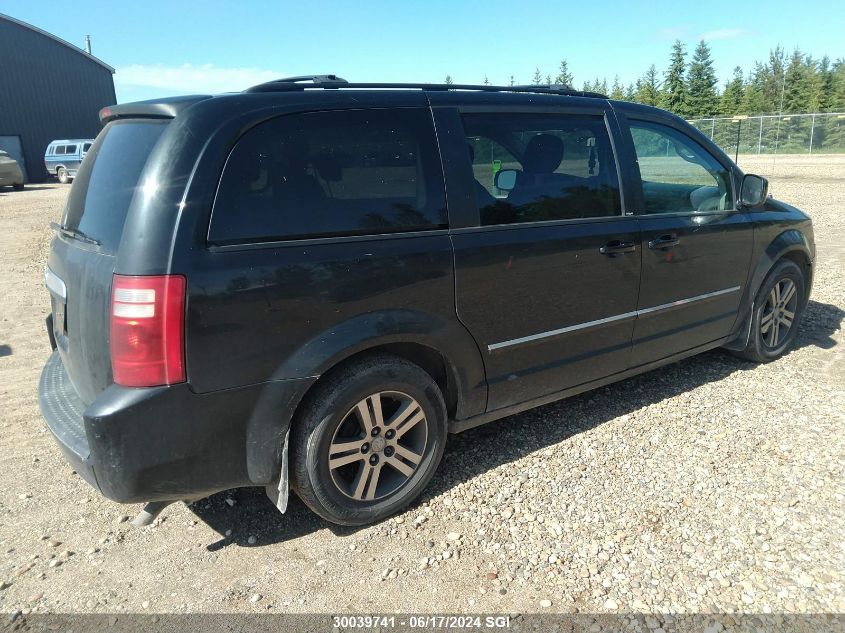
[494,168,518,191]
[740,174,769,208]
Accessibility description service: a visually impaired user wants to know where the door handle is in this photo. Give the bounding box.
[600,240,636,255]
[648,234,680,250]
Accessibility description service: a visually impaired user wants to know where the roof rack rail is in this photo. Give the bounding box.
[246,75,348,91]
[244,78,607,99]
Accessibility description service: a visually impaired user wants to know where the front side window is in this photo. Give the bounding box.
[629,121,733,214]
[210,108,446,243]
[462,113,621,225]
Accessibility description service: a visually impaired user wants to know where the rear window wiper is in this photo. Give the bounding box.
[50,222,101,246]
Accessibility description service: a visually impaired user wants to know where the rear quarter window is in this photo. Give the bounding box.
[209,108,446,243]
[62,120,168,252]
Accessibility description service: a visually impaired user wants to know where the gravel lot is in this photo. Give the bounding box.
[0,154,843,618]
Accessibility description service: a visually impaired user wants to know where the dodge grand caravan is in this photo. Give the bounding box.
[39,76,815,527]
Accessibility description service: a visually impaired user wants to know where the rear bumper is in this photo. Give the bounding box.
[38,350,315,504]
[38,352,99,490]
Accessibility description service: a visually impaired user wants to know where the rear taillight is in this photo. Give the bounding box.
[110,274,186,387]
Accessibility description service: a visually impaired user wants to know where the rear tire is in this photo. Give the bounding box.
[12,183,23,191]
[57,168,69,184]
[290,353,447,526]
[734,259,805,363]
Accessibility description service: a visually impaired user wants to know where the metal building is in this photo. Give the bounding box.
[0,13,115,182]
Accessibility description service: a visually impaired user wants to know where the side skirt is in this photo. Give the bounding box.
[449,337,730,434]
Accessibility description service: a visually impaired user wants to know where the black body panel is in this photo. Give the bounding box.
[40,350,315,502]
[46,237,115,405]
[632,210,753,365]
[452,219,641,410]
[37,86,816,507]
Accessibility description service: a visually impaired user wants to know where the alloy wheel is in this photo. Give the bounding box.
[761,278,798,349]
[327,391,428,501]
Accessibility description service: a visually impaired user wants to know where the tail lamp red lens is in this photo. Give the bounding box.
[110,274,186,387]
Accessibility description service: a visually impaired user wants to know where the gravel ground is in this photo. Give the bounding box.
[0,155,843,617]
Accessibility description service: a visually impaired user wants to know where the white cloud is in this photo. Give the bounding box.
[114,63,284,94]
[699,28,749,41]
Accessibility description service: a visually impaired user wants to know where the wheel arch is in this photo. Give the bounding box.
[290,316,487,421]
[752,229,813,307]
[243,309,487,486]
[725,228,813,351]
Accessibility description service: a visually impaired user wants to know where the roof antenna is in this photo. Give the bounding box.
[84,34,91,55]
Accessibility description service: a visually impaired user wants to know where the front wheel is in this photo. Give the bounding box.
[735,259,805,363]
[57,168,69,184]
[290,354,447,526]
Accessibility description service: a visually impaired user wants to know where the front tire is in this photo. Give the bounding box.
[57,168,69,184]
[735,259,805,363]
[290,354,447,526]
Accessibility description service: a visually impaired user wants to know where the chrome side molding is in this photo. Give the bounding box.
[488,286,741,352]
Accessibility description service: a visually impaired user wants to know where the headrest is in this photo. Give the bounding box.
[523,134,564,175]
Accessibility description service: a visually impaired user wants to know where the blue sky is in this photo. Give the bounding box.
[3,0,843,102]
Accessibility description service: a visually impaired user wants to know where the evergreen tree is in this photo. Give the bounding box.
[583,78,607,94]
[635,65,661,106]
[483,75,490,85]
[624,83,636,101]
[762,47,787,113]
[720,66,745,115]
[509,75,515,86]
[816,56,834,111]
[533,67,543,85]
[803,56,826,112]
[445,75,454,85]
[545,74,553,86]
[831,59,845,111]
[555,60,574,86]
[741,66,766,115]
[783,49,809,113]
[686,40,719,117]
[662,40,688,115]
[610,75,624,100]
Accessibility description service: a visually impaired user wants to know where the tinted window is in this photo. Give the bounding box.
[55,146,65,155]
[83,143,92,152]
[65,145,78,155]
[629,121,733,214]
[63,121,168,252]
[463,113,621,225]
[210,108,446,243]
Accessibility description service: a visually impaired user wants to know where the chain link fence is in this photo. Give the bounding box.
[687,112,845,157]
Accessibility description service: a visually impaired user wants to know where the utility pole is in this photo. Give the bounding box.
[731,115,747,163]
[808,114,816,154]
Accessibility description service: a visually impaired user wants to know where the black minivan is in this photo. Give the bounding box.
[39,77,814,527]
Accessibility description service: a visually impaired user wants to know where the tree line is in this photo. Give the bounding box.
[449,41,845,119]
